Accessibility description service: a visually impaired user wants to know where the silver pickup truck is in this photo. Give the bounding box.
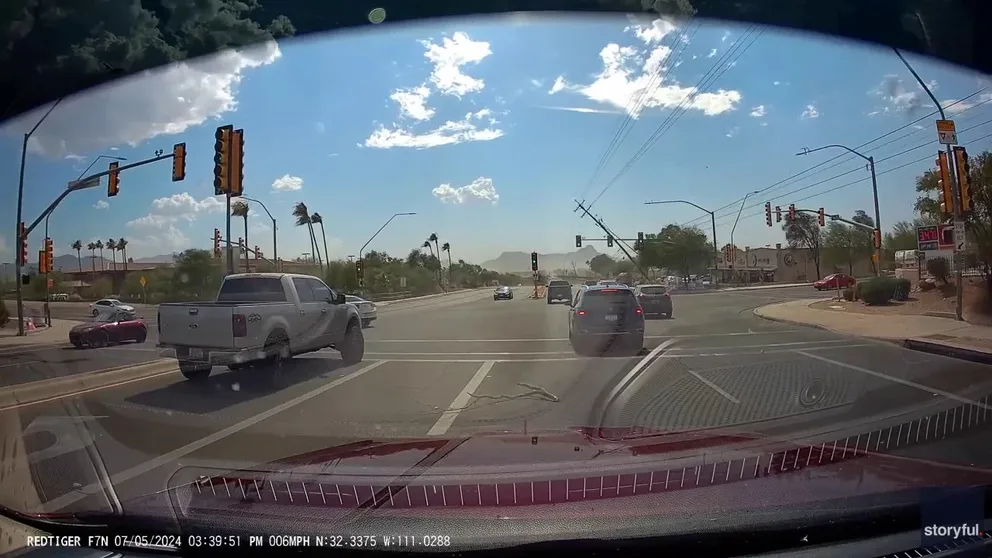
[157,273,365,381]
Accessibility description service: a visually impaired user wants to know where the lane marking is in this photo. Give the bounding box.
[427,360,496,436]
[686,369,740,404]
[40,359,388,512]
[364,330,803,343]
[797,351,992,410]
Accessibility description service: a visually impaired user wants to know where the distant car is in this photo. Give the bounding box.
[89,298,134,316]
[546,280,573,305]
[494,286,513,300]
[69,310,147,349]
[345,295,378,328]
[568,285,644,356]
[584,280,598,287]
[634,284,673,319]
[814,274,856,290]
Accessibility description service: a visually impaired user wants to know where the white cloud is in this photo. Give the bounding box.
[725,126,740,138]
[126,224,191,255]
[126,193,223,231]
[328,153,339,157]
[868,74,929,114]
[553,38,742,118]
[2,41,281,158]
[93,200,109,210]
[773,81,781,86]
[707,48,717,58]
[623,17,678,44]
[272,174,304,192]
[432,177,499,204]
[800,104,820,119]
[530,78,544,88]
[548,76,568,95]
[64,154,86,162]
[366,32,502,149]
[721,31,731,42]
[537,106,623,114]
[942,92,992,115]
[749,105,766,117]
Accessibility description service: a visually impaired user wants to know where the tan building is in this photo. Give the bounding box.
[712,245,883,284]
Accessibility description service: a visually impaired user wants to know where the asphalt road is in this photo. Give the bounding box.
[6,285,992,514]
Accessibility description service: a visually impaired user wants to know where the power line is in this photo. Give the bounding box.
[679,88,989,228]
[587,26,763,210]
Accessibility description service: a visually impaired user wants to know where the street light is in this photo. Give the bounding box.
[238,196,278,270]
[14,98,62,336]
[796,144,881,276]
[730,190,761,282]
[359,212,417,262]
[643,199,720,285]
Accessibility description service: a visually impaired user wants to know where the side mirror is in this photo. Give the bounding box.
[335,293,346,305]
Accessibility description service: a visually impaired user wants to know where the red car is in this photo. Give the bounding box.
[69,310,148,348]
[813,273,856,290]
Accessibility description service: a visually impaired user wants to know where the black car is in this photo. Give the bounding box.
[546,280,573,304]
[634,284,674,318]
[494,286,513,300]
[568,285,644,356]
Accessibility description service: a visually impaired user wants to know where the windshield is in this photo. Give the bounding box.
[3,5,992,552]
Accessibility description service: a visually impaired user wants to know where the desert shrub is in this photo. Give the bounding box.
[891,278,911,301]
[858,277,894,306]
[842,287,855,301]
[926,257,950,284]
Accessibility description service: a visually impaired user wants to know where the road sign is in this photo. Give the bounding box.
[139,276,147,287]
[68,176,101,190]
[954,220,967,252]
[936,119,957,145]
[917,225,939,251]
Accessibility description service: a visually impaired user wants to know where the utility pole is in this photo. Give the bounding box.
[730,191,760,284]
[895,48,963,321]
[573,200,650,282]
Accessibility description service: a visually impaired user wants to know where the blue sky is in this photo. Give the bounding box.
[1,14,990,266]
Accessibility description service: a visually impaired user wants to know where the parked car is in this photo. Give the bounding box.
[813,273,856,290]
[157,273,365,381]
[69,310,147,348]
[88,298,134,316]
[345,294,378,328]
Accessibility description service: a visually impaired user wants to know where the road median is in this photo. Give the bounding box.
[0,359,178,411]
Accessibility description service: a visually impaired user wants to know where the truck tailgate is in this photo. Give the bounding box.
[159,305,235,348]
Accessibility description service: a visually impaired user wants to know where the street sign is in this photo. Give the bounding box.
[936,119,957,145]
[139,276,147,287]
[68,176,101,190]
[954,220,967,251]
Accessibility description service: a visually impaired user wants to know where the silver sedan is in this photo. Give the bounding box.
[345,295,378,328]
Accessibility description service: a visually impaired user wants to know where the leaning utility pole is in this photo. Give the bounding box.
[573,200,651,282]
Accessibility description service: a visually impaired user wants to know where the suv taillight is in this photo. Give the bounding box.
[635,307,643,315]
[232,314,247,337]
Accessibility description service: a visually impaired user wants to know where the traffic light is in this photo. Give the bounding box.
[575,235,582,248]
[19,222,28,266]
[44,237,53,273]
[788,204,796,222]
[636,232,644,251]
[213,228,221,257]
[764,202,772,227]
[38,250,47,274]
[873,229,881,249]
[937,152,953,217]
[229,128,245,197]
[817,208,825,227]
[607,235,614,248]
[238,238,244,254]
[774,206,782,223]
[254,246,260,261]
[531,252,539,272]
[356,259,364,280]
[214,124,234,195]
[172,142,186,182]
[107,161,120,197]
[954,146,972,212]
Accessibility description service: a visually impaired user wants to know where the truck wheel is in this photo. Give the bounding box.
[338,320,365,366]
[179,361,211,381]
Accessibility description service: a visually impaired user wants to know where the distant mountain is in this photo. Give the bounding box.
[480,246,600,273]
[133,254,175,264]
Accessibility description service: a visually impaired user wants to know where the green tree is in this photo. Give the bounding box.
[783,213,822,279]
[588,254,616,277]
[72,240,83,272]
[172,249,221,300]
[638,224,711,280]
[821,210,874,275]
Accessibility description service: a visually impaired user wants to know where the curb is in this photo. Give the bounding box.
[751,303,905,349]
[0,359,178,411]
[902,338,992,365]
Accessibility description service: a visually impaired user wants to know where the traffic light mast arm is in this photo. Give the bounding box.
[825,214,876,232]
[24,151,176,237]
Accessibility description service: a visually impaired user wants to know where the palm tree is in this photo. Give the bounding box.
[87,242,97,272]
[95,240,104,270]
[72,240,83,272]
[441,242,452,287]
[232,200,250,272]
[428,233,440,278]
[117,238,128,271]
[292,202,322,272]
[107,239,118,270]
[311,213,331,275]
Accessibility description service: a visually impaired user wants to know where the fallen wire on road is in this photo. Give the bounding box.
[426,382,561,414]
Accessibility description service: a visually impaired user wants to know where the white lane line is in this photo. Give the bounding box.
[364,331,802,343]
[797,351,992,410]
[366,351,573,356]
[427,360,496,436]
[41,360,388,512]
[686,370,740,404]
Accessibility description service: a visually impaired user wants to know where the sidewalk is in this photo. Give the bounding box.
[754,298,992,364]
[0,319,78,348]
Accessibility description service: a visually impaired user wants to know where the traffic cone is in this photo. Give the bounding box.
[26,318,36,331]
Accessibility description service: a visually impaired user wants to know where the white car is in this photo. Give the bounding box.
[345,295,378,328]
[89,298,135,316]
